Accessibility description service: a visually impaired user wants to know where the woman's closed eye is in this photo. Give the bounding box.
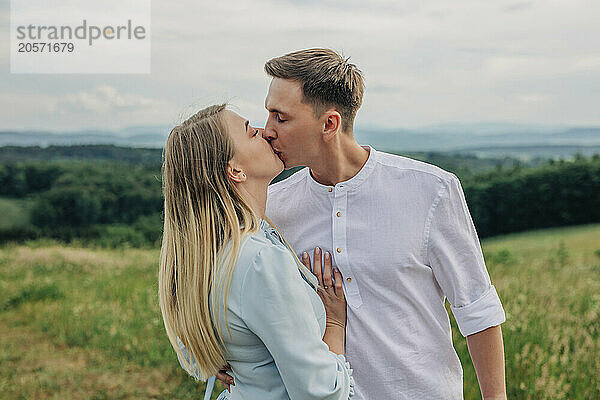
[253,129,259,137]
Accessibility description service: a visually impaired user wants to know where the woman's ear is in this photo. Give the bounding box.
[227,163,247,183]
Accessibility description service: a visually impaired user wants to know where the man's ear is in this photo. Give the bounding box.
[322,110,342,142]
[227,162,247,183]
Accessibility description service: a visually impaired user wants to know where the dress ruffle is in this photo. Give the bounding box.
[334,353,355,398]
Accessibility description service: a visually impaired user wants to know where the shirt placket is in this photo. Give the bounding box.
[331,184,363,308]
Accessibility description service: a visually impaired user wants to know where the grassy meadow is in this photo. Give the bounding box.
[1,224,599,399]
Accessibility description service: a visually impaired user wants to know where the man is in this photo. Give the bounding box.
[221,48,507,399]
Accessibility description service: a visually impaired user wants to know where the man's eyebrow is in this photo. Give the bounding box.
[244,120,249,132]
[267,107,287,116]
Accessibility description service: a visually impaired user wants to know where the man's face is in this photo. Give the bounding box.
[263,78,322,169]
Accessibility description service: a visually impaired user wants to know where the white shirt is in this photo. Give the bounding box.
[266,145,506,400]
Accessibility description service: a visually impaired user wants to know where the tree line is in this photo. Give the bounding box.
[0,153,598,246]
[464,156,600,237]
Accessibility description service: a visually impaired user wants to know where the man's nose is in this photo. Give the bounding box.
[263,117,276,140]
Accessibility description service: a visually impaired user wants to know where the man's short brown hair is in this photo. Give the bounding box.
[264,48,365,132]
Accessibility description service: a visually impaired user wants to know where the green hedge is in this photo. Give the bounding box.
[464,158,600,237]
[1,155,599,245]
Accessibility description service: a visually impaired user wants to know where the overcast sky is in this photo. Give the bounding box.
[1,0,599,132]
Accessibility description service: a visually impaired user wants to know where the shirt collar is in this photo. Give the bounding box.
[306,145,378,194]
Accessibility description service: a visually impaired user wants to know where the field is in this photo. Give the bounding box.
[455,224,600,399]
[1,224,599,399]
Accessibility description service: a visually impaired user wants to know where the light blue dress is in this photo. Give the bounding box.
[176,219,354,400]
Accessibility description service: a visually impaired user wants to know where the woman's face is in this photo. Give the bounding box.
[223,110,284,183]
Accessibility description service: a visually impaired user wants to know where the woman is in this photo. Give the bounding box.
[158,104,354,399]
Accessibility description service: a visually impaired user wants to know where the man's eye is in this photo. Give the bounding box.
[276,114,286,123]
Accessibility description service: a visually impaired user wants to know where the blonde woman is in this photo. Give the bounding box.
[158,104,354,400]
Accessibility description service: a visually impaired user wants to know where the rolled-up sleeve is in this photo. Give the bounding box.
[426,174,506,337]
[241,243,354,400]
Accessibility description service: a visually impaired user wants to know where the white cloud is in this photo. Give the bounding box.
[573,56,600,72]
[0,92,59,127]
[515,93,552,105]
[61,85,163,113]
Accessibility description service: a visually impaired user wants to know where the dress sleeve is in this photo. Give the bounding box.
[240,243,354,400]
[426,174,506,337]
[175,336,203,380]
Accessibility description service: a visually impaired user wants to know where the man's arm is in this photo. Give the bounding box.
[426,175,507,396]
[466,325,507,400]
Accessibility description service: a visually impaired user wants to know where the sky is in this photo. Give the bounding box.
[1,0,599,132]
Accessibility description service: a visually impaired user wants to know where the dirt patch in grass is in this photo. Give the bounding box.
[0,320,186,400]
[9,246,129,271]
[6,246,158,274]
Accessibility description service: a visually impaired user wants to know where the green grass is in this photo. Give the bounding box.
[453,224,600,399]
[1,224,599,399]
[0,246,215,399]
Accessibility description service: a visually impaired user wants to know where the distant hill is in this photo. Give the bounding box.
[355,126,600,159]
[0,125,170,148]
[448,144,600,159]
[0,145,528,179]
[1,123,599,159]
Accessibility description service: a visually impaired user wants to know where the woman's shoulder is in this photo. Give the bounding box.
[236,228,295,278]
[211,229,289,309]
[217,228,298,313]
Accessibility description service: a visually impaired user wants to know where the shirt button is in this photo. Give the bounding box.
[328,187,333,192]
[346,277,352,283]
[336,212,342,217]
[336,248,342,253]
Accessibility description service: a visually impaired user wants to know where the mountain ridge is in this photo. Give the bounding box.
[2,124,599,159]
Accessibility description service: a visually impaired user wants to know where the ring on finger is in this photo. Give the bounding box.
[323,285,329,289]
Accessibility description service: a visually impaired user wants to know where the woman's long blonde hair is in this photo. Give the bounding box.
[158,104,260,380]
